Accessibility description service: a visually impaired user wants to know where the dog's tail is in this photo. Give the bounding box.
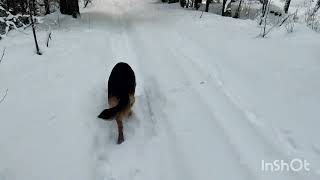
[97,94,129,120]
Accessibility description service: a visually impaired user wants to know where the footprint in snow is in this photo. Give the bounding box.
[312,145,320,155]
[279,129,299,152]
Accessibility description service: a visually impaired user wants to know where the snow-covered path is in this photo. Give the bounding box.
[1,0,320,180]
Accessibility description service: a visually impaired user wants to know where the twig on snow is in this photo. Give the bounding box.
[0,89,8,104]
[262,14,293,37]
[200,10,204,18]
[46,32,52,47]
[0,47,6,63]
[46,26,52,47]
[279,14,293,27]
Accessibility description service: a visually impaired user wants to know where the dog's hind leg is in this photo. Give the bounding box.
[128,111,133,117]
[128,95,135,117]
[116,116,124,144]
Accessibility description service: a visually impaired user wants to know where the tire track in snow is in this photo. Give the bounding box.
[92,1,168,180]
[122,6,318,179]
[117,7,197,180]
[112,4,202,179]
[157,21,318,180]
[123,17,254,180]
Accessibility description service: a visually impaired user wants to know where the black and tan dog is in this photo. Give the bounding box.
[98,62,136,144]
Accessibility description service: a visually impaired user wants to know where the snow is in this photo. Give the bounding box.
[1,0,320,180]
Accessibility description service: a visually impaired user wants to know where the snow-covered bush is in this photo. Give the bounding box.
[304,0,320,32]
[284,14,295,33]
[0,5,31,38]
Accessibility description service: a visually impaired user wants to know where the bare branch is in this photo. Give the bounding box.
[84,0,91,8]
[0,47,6,64]
[0,89,8,104]
[279,14,293,27]
[46,26,52,47]
[46,32,52,47]
[262,14,293,37]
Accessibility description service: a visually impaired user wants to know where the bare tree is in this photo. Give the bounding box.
[29,0,41,55]
[222,0,227,16]
[261,0,271,37]
[259,0,269,25]
[284,0,291,13]
[234,0,243,18]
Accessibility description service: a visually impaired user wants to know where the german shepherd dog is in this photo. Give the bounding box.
[98,62,136,144]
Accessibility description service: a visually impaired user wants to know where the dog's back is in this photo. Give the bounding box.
[98,62,136,144]
[108,62,136,99]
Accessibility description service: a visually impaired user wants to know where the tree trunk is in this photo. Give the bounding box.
[29,0,41,55]
[205,0,210,12]
[44,0,50,15]
[222,0,227,16]
[261,0,268,15]
[180,0,186,7]
[60,0,80,18]
[234,0,243,18]
[259,0,268,25]
[284,0,291,13]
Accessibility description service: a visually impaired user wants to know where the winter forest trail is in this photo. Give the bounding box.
[1,0,320,179]
[83,0,320,179]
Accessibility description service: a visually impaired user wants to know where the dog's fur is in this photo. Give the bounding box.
[98,62,136,144]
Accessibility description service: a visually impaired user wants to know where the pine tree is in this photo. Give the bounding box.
[60,0,80,18]
[44,0,50,15]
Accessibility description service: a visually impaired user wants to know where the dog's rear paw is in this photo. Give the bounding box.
[117,136,124,144]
